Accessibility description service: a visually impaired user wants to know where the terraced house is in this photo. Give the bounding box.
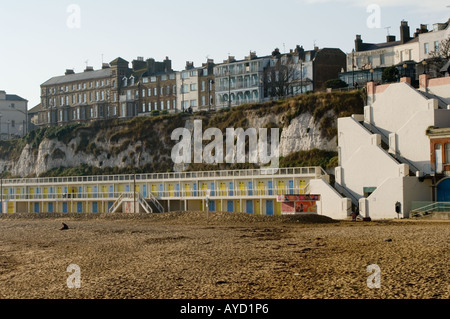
[177,59,215,112]
[38,58,132,126]
[120,57,177,116]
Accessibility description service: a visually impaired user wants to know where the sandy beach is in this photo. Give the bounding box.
[0,212,448,300]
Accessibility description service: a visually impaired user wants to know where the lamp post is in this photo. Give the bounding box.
[422,60,427,75]
[403,63,407,78]
[227,68,231,109]
[352,49,355,88]
[370,68,374,82]
[300,62,304,94]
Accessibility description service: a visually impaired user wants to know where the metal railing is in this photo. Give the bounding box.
[0,167,326,186]
[411,201,450,215]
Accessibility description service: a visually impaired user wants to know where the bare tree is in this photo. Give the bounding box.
[427,36,450,77]
[263,54,304,99]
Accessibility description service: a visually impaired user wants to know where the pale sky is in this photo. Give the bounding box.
[0,0,448,108]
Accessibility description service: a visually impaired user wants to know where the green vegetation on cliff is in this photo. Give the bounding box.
[0,90,364,177]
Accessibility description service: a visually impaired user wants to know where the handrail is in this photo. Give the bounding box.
[363,122,420,173]
[0,167,327,186]
[334,182,360,206]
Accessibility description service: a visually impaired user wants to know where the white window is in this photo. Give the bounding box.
[167,100,170,109]
[96,92,100,101]
[161,87,164,96]
[202,96,206,106]
[142,89,146,97]
[150,76,157,83]
[190,70,197,77]
[201,81,206,92]
[190,100,197,107]
[83,94,86,103]
[424,43,429,54]
[190,83,197,91]
[161,101,164,109]
[169,74,175,80]
[113,93,117,102]
[434,41,439,52]
[101,91,105,101]
[148,103,151,112]
[161,75,167,81]
[154,88,158,96]
[148,88,152,97]
[173,100,176,109]
[143,77,149,84]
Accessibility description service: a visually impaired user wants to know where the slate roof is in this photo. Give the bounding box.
[41,68,112,86]
[5,94,27,102]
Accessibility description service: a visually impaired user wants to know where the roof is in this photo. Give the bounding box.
[110,57,129,65]
[358,37,419,52]
[5,94,27,102]
[41,68,112,86]
[28,103,43,114]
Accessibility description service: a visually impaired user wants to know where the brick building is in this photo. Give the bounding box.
[38,58,131,126]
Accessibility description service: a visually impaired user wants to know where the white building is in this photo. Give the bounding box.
[307,74,450,220]
[0,90,28,140]
[342,19,449,86]
[214,53,271,109]
[176,61,215,112]
[419,21,450,61]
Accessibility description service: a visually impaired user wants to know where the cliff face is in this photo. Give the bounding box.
[0,91,364,177]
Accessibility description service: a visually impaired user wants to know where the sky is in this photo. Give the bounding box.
[0,0,449,108]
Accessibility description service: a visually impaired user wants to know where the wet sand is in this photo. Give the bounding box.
[0,212,448,299]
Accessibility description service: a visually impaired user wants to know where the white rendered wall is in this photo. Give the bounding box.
[367,82,450,174]
[365,177,404,219]
[309,178,350,220]
[365,176,433,219]
[338,116,373,166]
[341,144,407,199]
[402,177,433,217]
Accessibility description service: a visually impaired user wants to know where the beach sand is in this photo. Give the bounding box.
[0,212,448,299]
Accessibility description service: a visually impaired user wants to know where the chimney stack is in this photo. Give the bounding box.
[65,69,75,75]
[84,66,94,72]
[386,35,396,43]
[400,21,411,44]
[355,35,363,52]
